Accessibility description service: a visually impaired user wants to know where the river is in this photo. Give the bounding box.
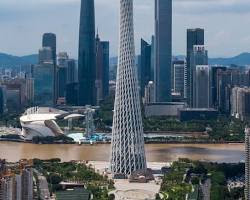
[0,142,245,163]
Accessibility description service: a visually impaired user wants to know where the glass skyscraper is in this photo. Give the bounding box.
[96,34,109,105]
[154,0,172,102]
[186,28,204,105]
[140,39,151,97]
[34,63,54,106]
[190,45,208,107]
[78,0,96,106]
[42,33,57,104]
[42,33,56,65]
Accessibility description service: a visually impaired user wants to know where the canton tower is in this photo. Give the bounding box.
[110,0,147,176]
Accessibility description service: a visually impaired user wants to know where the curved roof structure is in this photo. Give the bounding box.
[20,107,67,140]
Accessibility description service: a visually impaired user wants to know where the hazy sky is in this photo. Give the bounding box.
[1,0,250,58]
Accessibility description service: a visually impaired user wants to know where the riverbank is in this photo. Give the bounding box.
[0,137,245,145]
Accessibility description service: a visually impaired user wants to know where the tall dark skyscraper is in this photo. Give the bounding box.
[140,39,151,97]
[186,28,204,105]
[42,33,57,65]
[42,33,57,104]
[78,0,96,106]
[154,0,172,103]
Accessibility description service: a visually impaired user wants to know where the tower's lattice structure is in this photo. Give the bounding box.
[110,0,147,176]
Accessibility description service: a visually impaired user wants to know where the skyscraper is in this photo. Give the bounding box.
[193,65,210,108]
[33,62,54,106]
[186,28,204,105]
[42,33,57,65]
[38,47,53,64]
[95,33,109,105]
[110,0,147,176]
[190,45,208,107]
[57,52,69,99]
[42,33,57,104]
[173,60,186,98]
[78,0,96,106]
[140,39,151,97]
[154,0,172,102]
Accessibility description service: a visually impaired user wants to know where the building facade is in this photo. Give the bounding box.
[33,63,54,106]
[42,33,56,65]
[110,0,147,176]
[95,34,109,105]
[154,0,172,102]
[231,87,250,121]
[78,0,96,106]
[193,65,210,108]
[140,39,151,98]
[173,60,186,98]
[57,52,69,99]
[186,28,204,105]
[190,45,208,107]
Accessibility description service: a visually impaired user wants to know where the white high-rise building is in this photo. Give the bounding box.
[110,0,147,176]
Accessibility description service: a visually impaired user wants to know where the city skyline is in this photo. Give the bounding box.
[1,0,250,58]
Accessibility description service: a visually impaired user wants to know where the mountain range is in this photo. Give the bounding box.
[0,52,250,67]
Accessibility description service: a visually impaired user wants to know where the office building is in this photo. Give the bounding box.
[95,33,109,105]
[66,59,78,106]
[0,86,7,114]
[66,59,77,84]
[38,47,53,64]
[33,63,54,106]
[211,66,227,108]
[25,77,34,106]
[42,33,56,65]
[144,81,155,104]
[231,87,250,121]
[110,0,147,176]
[145,102,186,117]
[42,33,57,105]
[150,35,155,82]
[78,0,96,106]
[57,52,69,99]
[179,108,218,121]
[172,60,186,98]
[186,28,204,105]
[154,0,172,102]
[140,39,151,98]
[216,68,232,113]
[190,45,208,107]
[193,65,210,108]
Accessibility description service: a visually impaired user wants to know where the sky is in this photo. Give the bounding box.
[0,0,250,58]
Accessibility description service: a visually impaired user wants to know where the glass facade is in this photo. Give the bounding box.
[140,39,151,97]
[186,28,204,105]
[34,63,54,106]
[154,0,172,102]
[78,0,96,106]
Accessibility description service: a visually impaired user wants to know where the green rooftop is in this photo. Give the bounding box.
[56,188,91,200]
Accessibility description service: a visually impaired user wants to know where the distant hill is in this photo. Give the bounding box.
[209,53,250,66]
[1,52,250,68]
[0,53,38,67]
